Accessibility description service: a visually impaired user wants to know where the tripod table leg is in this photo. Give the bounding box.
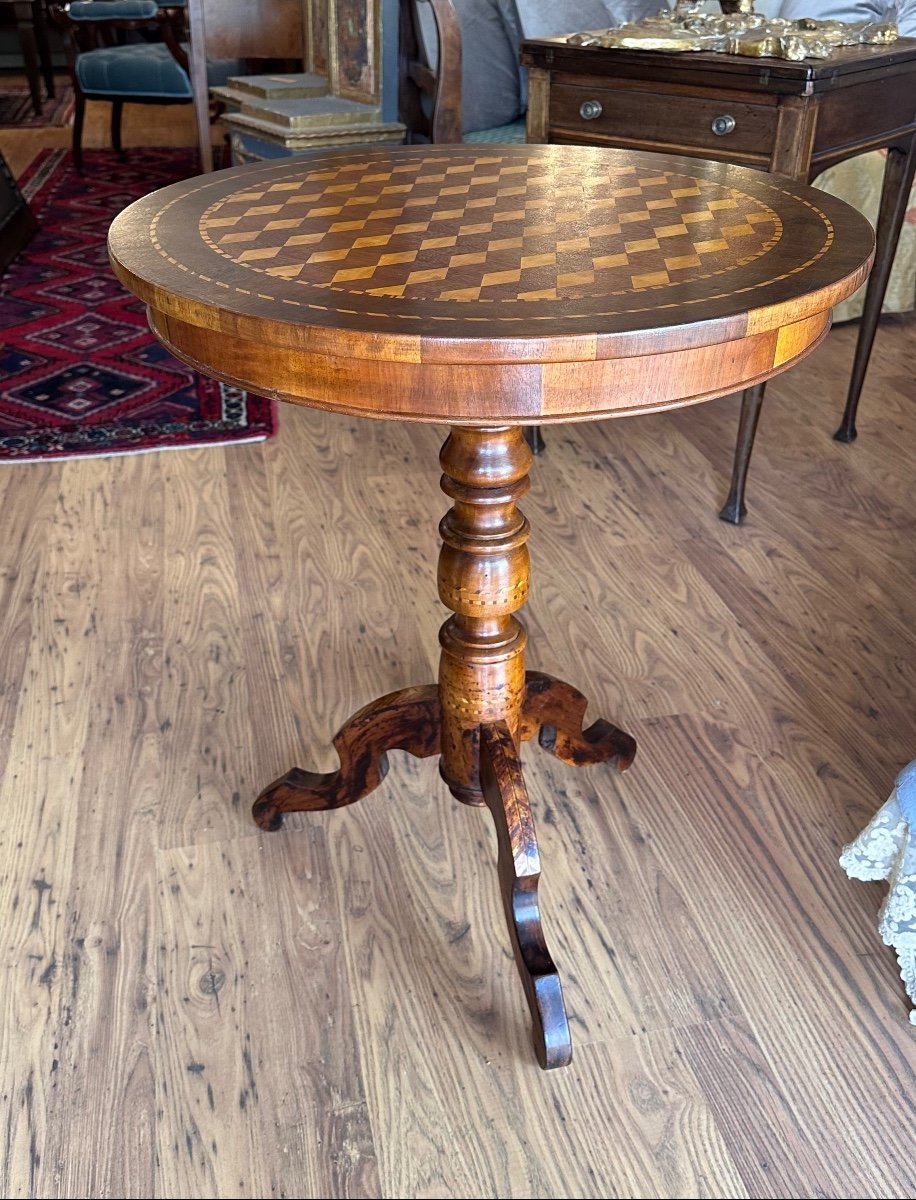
[521,670,636,769]
[253,685,440,830]
[479,720,572,1070]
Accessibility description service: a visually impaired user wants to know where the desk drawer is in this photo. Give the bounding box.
[548,83,777,164]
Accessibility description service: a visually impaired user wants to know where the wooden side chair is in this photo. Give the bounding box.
[398,0,527,146]
[53,0,239,172]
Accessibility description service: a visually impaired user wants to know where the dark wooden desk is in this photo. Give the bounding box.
[522,36,916,522]
[109,144,872,1069]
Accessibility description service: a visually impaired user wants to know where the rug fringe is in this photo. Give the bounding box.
[0,431,272,466]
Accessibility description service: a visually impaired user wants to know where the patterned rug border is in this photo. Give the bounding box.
[18,146,68,204]
[0,379,272,463]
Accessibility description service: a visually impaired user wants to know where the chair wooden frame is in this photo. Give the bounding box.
[52,2,191,171]
[398,0,463,144]
[397,1,544,453]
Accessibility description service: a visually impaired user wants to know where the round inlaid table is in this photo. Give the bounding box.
[109,144,873,1070]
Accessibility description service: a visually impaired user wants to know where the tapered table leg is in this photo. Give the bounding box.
[835,136,916,444]
[720,382,765,525]
[720,141,914,515]
[523,426,546,455]
[480,721,572,1070]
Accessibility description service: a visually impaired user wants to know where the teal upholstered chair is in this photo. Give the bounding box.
[54,0,238,172]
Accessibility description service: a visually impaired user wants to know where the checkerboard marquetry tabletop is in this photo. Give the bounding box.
[109,144,872,423]
[108,144,873,1071]
[199,155,782,301]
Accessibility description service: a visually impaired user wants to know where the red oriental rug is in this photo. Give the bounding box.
[0,148,276,463]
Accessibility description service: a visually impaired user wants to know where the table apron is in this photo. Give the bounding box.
[148,306,833,424]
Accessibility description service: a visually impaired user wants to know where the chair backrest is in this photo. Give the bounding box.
[52,2,188,71]
[398,0,463,143]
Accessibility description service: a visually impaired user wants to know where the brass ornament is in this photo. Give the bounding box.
[566,1,898,60]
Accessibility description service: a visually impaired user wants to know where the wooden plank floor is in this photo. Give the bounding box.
[2,109,916,1198]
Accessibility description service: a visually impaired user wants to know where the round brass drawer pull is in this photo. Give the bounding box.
[711,115,737,136]
[579,99,603,120]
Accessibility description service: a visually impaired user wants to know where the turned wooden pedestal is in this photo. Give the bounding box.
[252,426,636,1068]
[109,144,873,1069]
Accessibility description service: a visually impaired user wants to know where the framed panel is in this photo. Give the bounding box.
[334,0,379,101]
[308,0,329,75]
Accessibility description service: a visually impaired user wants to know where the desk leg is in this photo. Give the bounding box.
[252,424,636,1069]
[835,136,916,443]
[719,382,765,525]
[15,14,42,114]
[523,426,546,455]
[31,0,54,99]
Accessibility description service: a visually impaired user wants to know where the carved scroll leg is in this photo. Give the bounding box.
[521,671,636,770]
[479,721,572,1070]
[253,685,440,831]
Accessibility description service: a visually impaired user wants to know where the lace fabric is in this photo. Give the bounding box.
[839,761,916,1024]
